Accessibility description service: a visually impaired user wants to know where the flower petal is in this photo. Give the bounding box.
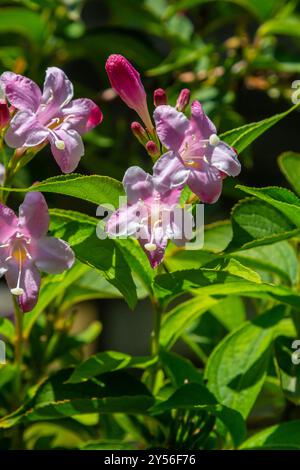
[5,259,40,313]
[106,203,145,238]
[210,142,241,176]
[62,98,103,134]
[140,225,168,268]
[187,165,223,204]
[153,105,189,151]
[49,126,84,173]
[5,110,48,148]
[0,204,18,241]
[187,100,216,140]
[18,192,50,239]
[123,166,154,203]
[0,72,42,112]
[33,237,75,274]
[42,67,73,111]
[153,151,189,195]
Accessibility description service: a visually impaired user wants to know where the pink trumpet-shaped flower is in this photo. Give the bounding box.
[105,54,153,132]
[0,68,103,173]
[106,153,194,268]
[0,192,75,312]
[153,101,241,203]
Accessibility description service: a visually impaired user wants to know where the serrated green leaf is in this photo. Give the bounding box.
[240,420,300,449]
[278,151,300,197]
[205,306,285,418]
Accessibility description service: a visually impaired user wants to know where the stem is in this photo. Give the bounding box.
[150,298,162,392]
[13,297,23,402]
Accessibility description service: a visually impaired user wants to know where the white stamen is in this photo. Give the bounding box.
[10,248,24,297]
[209,134,220,146]
[144,243,157,252]
[55,140,65,150]
[10,287,24,296]
[0,243,9,248]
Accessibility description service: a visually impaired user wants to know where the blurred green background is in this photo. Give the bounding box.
[1,0,300,354]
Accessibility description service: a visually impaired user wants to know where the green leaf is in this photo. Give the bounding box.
[3,174,124,208]
[80,440,135,450]
[67,351,156,384]
[278,151,300,197]
[258,15,300,39]
[210,296,246,331]
[150,383,246,447]
[154,268,300,309]
[160,349,204,387]
[205,306,285,418]
[275,336,300,405]
[0,317,15,342]
[23,262,89,337]
[233,241,298,285]
[0,7,47,43]
[237,185,300,227]
[160,296,219,348]
[0,370,154,429]
[229,198,299,251]
[221,103,299,153]
[240,420,300,450]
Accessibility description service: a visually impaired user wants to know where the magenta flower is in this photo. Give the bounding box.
[0,192,74,312]
[153,101,241,203]
[105,54,153,132]
[106,153,194,268]
[0,68,103,173]
[0,98,10,129]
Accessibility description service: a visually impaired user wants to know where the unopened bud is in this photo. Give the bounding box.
[0,99,10,129]
[154,88,167,107]
[146,140,160,159]
[131,121,148,145]
[105,54,153,131]
[176,88,190,112]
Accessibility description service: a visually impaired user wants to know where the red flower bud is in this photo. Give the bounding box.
[146,140,159,159]
[131,121,148,144]
[153,88,167,107]
[105,54,153,131]
[0,99,10,129]
[176,88,190,112]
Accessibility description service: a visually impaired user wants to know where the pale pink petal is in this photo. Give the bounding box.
[210,142,241,176]
[62,98,103,134]
[49,127,84,173]
[188,165,223,204]
[18,192,50,239]
[123,166,154,203]
[188,100,216,140]
[33,237,74,274]
[5,111,48,148]
[0,204,18,241]
[0,72,42,112]
[42,67,73,110]
[5,259,40,313]
[153,151,190,194]
[153,105,189,151]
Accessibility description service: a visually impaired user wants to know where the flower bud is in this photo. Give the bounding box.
[146,140,160,159]
[154,88,167,107]
[176,88,190,112]
[131,121,148,145]
[105,54,153,131]
[0,99,10,129]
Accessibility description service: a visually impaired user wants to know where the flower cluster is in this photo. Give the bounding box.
[0,67,102,311]
[105,54,241,266]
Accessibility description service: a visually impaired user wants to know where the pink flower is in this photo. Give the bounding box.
[105,54,153,132]
[106,153,194,268]
[0,68,103,173]
[0,192,74,312]
[153,101,241,203]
